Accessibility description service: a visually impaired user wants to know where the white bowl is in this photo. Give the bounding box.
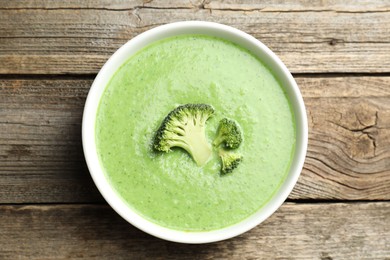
[82,21,308,244]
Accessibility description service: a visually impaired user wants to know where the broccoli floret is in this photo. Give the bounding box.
[213,118,242,149]
[153,104,215,166]
[219,149,242,174]
[213,118,243,174]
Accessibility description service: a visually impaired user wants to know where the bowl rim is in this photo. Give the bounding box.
[82,21,308,244]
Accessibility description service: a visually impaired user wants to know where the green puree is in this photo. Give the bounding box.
[96,35,296,231]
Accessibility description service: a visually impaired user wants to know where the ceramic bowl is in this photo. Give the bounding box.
[82,21,308,244]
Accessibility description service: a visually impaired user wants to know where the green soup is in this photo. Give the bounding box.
[96,35,296,231]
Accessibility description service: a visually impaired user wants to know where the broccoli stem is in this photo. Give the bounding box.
[187,139,212,166]
[212,133,225,147]
[175,126,212,166]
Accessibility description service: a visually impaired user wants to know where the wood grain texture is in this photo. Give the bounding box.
[0,77,389,203]
[0,0,389,74]
[204,0,390,12]
[0,202,389,259]
[290,77,390,200]
[0,79,103,203]
[0,0,204,9]
[1,1,388,258]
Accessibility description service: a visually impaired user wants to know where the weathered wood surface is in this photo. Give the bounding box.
[1,1,389,258]
[0,78,103,203]
[1,77,389,203]
[291,76,390,200]
[1,0,389,74]
[0,202,388,259]
[0,0,204,9]
[3,0,389,11]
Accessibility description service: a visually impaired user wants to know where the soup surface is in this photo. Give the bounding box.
[96,35,296,231]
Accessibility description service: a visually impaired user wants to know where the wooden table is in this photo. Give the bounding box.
[1,1,389,259]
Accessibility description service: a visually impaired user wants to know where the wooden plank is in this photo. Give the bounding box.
[0,79,103,203]
[294,98,390,200]
[0,202,388,259]
[0,77,389,203]
[290,77,390,200]
[204,0,390,12]
[0,1,389,74]
[3,0,388,11]
[0,0,203,9]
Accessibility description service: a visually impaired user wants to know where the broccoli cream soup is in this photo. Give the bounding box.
[96,35,295,231]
